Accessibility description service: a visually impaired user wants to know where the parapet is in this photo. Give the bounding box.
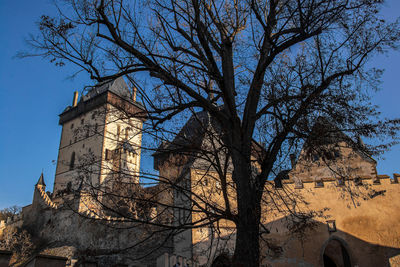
[275,173,399,189]
[36,185,59,209]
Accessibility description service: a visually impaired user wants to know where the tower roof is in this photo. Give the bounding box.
[85,77,132,101]
[59,77,147,124]
[36,172,46,187]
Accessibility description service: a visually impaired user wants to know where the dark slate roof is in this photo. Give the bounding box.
[36,172,46,187]
[84,76,132,101]
[154,110,214,156]
[153,110,265,171]
[300,117,376,163]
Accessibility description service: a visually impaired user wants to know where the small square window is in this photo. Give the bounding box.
[337,179,345,186]
[274,178,283,189]
[326,220,336,232]
[315,180,324,188]
[354,178,362,186]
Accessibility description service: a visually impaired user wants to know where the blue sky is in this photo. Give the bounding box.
[0,1,399,209]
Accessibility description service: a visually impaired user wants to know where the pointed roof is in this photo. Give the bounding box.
[301,117,375,163]
[36,172,46,187]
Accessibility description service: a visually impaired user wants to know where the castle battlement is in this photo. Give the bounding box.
[276,173,399,189]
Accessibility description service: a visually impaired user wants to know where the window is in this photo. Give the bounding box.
[315,180,324,188]
[86,128,90,138]
[334,150,340,158]
[274,178,283,189]
[354,177,363,186]
[94,123,98,133]
[81,118,84,124]
[326,220,337,232]
[69,152,75,170]
[70,123,74,129]
[125,127,131,140]
[117,125,121,139]
[105,149,112,160]
[91,113,95,119]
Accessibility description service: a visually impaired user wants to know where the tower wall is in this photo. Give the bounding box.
[53,79,146,197]
[53,105,106,195]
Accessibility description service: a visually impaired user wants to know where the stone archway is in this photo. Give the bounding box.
[322,238,352,267]
[211,253,231,267]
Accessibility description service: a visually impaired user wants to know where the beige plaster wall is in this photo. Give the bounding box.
[260,177,400,267]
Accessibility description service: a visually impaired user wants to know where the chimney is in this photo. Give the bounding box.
[132,87,137,102]
[72,91,79,107]
[289,154,296,169]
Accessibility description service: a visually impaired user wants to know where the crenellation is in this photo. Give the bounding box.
[280,173,399,190]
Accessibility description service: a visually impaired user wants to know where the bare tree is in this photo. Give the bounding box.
[22,0,400,266]
[0,206,21,221]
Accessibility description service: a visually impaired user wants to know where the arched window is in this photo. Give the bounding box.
[69,152,75,170]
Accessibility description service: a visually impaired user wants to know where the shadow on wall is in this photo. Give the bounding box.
[259,217,400,267]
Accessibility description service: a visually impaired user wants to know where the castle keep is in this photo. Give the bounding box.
[0,78,399,267]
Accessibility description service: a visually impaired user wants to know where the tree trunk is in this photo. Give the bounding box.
[233,194,261,267]
[231,151,262,267]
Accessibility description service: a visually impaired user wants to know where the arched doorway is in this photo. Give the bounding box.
[323,238,351,267]
[211,254,231,267]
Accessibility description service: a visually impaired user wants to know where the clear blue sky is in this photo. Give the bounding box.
[0,1,399,209]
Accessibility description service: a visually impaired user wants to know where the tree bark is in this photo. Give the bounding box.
[233,189,261,267]
[231,146,262,267]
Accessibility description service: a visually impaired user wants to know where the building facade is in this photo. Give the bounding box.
[0,78,399,267]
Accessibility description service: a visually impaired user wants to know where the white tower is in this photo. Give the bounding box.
[53,77,146,197]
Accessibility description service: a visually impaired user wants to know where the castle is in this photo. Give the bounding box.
[0,77,399,267]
